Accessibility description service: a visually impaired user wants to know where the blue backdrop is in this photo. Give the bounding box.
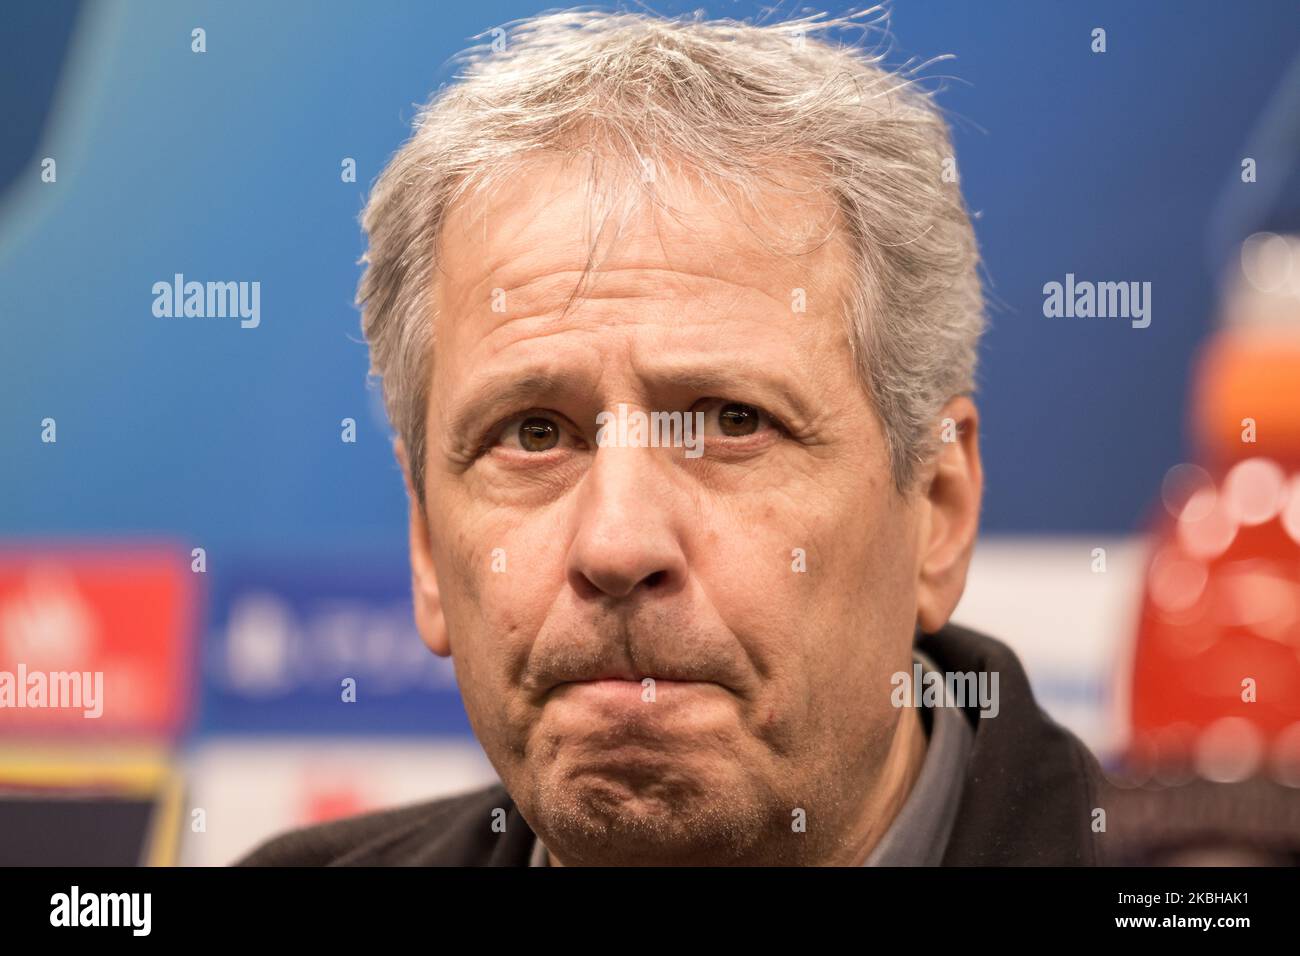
[4,0,1299,550]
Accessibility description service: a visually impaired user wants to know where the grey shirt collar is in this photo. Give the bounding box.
[861,648,973,865]
[528,648,973,866]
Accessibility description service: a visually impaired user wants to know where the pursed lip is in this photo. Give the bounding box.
[548,675,727,696]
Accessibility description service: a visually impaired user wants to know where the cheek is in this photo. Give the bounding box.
[817,497,921,669]
[426,517,487,629]
[432,507,559,677]
[433,512,566,766]
[689,505,832,728]
[703,485,918,727]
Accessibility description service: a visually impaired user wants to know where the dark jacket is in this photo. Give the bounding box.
[236,622,1111,866]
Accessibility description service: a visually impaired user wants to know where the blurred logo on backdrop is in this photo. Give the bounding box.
[200,557,468,735]
[0,545,193,865]
[0,546,195,735]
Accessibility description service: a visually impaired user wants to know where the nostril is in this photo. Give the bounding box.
[642,570,668,589]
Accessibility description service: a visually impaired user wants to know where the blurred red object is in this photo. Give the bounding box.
[0,544,197,739]
[1129,323,1300,785]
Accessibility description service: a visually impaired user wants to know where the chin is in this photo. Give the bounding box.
[526,762,775,865]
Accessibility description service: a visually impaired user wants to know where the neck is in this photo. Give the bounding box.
[830,703,928,866]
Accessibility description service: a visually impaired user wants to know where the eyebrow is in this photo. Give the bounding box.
[444,369,594,450]
[637,359,821,432]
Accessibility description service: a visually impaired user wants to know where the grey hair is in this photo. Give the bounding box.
[358,7,984,500]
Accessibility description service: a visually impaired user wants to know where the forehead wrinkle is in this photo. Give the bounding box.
[435,253,849,438]
[441,194,847,320]
[469,265,808,339]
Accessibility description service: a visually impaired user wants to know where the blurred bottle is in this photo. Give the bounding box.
[1119,235,1300,864]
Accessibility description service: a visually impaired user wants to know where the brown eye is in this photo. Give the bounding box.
[717,402,760,436]
[517,416,560,452]
[489,411,583,457]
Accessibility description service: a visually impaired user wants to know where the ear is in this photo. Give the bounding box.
[915,396,983,635]
[394,439,451,657]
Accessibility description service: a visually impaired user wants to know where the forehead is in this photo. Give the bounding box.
[432,151,852,340]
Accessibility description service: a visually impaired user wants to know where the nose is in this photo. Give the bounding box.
[566,444,689,601]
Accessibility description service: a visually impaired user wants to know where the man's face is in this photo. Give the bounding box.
[414,154,932,864]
